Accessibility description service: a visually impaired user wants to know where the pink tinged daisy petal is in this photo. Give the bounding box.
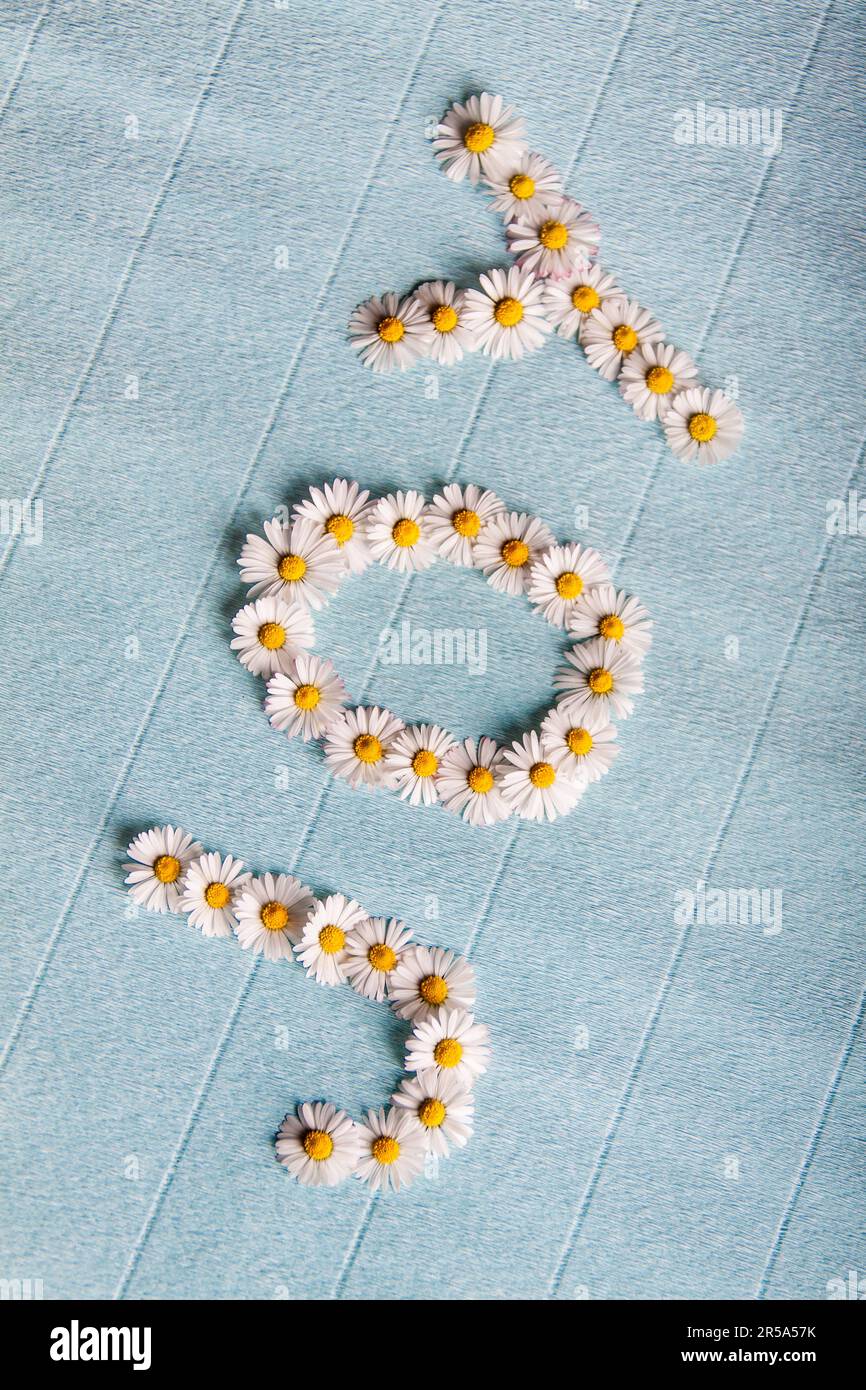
[237,516,344,610]
[543,263,622,340]
[178,852,250,938]
[553,636,645,721]
[275,1101,361,1188]
[433,91,527,185]
[383,723,456,807]
[343,916,413,1002]
[264,653,348,742]
[506,195,601,280]
[581,296,664,381]
[527,542,612,628]
[123,825,203,914]
[460,265,552,362]
[405,1008,491,1087]
[347,290,434,373]
[435,735,512,828]
[230,594,315,678]
[662,385,745,465]
[392,1070,475,1157]
[499,730,585,822]
[425,482,505,566]
[365,489,437,573]
[618,341,699,422]
[322,705,405,790]
[568,584,653,657]
[472,510,556,596]
[413,280,478,366]
[292,478,374,574]
[353,1106,427,1193]
[293,893,368,986]
[540,704,619,785]
[482,150,564,224]
[388,944,477,1024]
[233,872,315,961]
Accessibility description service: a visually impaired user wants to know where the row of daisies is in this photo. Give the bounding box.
[124,826,489,1192]
[231,478,652,825]
[347,92,744,467]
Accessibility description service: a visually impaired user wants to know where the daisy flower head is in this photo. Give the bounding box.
[461,266,552,361]
[568,584,653,658]
[483,149,563,223]
[294,893,367,986]
[392,1070,475,1157]
[233,872,315,961]
[663,385,745,465]
[322,705,405,791]
[353,1106,427,1193]
[265,654,348,742]
[384,723,456,807]
[237,516,344,610]
[544,263,622,340]
[276,1101,361,1188]
[347,290,433,373]
[365,489,436,573]
[499,730,584,822]
[413,281,477,366]
[527,541,611,628]
[506,195,601,280]
[540,703,619,784]
[435,736,512,828]
[582,296,663,381]
[619,341,698,422]
[230,595,315,678]
[433,92,527,185]
[179,852,249,938]
[425,482,504,566]
[343,916,413,1002]
[292,478,374,575]
[473,509,556,596]
[553,636,644,721]
[405,1008,491,1087]
[389,944,477,1024]
[123,825,203,914]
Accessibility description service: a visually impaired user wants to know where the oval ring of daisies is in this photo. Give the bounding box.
[231,478,652,826]
[123,828,489,1193]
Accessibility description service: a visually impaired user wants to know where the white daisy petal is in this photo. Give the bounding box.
[293,893,368,986]
[265,654,348,741]
[543,263,622,340]
[663,385,745,465]
[276,1100,361,1188]
[461,265,552,361]
[540,703,619,784]
[322,705,405,790]
[237,516,344,609]
[433,92,527,185]
[435,736,512,828]
[553,636,645,721]
[384,723,456,807]
[527,542,611,628]
[425,482,505,566]
[347,290,434,373]
[292,478,374,574]
[405,1008,491,1087]
[413,280,478,365]
[581,295,663,380]
[392,1070,475,1157]
[499,730,585,822]
[506,195,601,280]
[568,584,653,657]
[365,489,437,573]
[123,825,203,914]
[618,341,699,422]
[230,594,315,677]
[179,852,250,937]
[389,945,476,1024]
[472,510,556,596]
[343,916,413,1002]
[233,872,315,961]
[482,150,563,223]
[353,1106,427,1193]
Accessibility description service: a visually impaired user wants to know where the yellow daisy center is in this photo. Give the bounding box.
[452,507,480,537]
[556,570,583,599]
[501,537,529,567]
[467,764,494,794]
[418,1097,447,1128]
[412,748,438,778]
[463,121,494,153]
[204,881,230,909]
[529,760,556,789]
[277,553,306,582]
[612,324,638,353]
[153,854,181,884]
[539,218,568,251]
[599,614,625,641]
[258,621,286,650]
[326,512,354,545]
[509,171,535,200]
[372,1135,401,1165]
[260,901,289,932]
[294,683,320,710]
[377,315,405,343]
[567,727,593,756]
[303,1129,333,1161]
[433,1037,463,1069]
[494,296,523,327]
[432,303,458,334]
[318,924,345,955]
[392,517,420,547]
[572,283,600,313]
[368,942,397,972]
[646,364,674,394]
[688,411,718,442]
[588,667,613,694]
[419,973,449,1006]
[353,732,382,764]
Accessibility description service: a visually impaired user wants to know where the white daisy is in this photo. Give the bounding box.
[353,1106,427,1193]
[433,92,527,184]
[582,295,663,381]
[553,636,644,721]
[292,478,374,574]
[568,584,653,657]
[618,341,698,422]
[527,541,611,628]
[506,195,600,280]
[461,265,552,361]
[123,825,203,914]
[499,730,585,822]
[405,1008,491,1087]
[384,723,456,807]
[347,290,433,373]
[425,482,504,566]
[544,263,622,340]
[230,595,315,677]
[389,944,477,1024]
[233,872,315,961]
[293,893,367,986]
[276,1101,361,1188]
[179,852,249,938]
[540,704,619,784]
[265,654,348,742]
[322,705,405,791]
[435,736,512,828]
[663,385,745,465]
[483,150,563,223]
[237,516,344,610]
[343,916,413,1002]
[392,1071,475,1157]
[365,489,436,573]
[473,510,556,596]
[413,280,477,366]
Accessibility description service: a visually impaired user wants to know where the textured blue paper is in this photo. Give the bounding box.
[0,0,864,1301]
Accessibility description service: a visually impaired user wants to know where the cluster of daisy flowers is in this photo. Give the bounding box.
[231,476,652,825]
[346,92,744,466]
[123,826,490,1194]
